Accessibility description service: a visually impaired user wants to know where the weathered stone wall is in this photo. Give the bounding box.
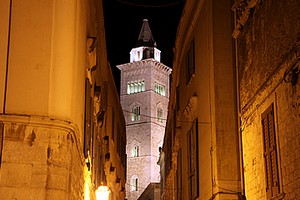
[240,62,300,199]
[238,0,300,199]
[238,0,300,109]
[0,116,86,200]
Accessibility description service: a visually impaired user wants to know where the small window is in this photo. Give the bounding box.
[186,39,195,85]
[131,106,140,121]
[132,146,139,157]
[176,149,182,200]
[187,118,199,199]
[84,78,93,158]
[0,121,3,164]
[154,82,165,96]
[131,177,138,191]
[157,108,163,123]
[176,86,180,113]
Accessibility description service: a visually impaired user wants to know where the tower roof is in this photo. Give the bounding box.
[135,19,156,47]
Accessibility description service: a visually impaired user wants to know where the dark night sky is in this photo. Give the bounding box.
[102,0,184,92]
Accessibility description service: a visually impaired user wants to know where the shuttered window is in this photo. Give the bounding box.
[186,39,195,85]
[176,86,180,113]
[187,118,199,199]
[84,78,93,158]
[0,122,3,165]
[176,149,182,200]
[262,104,280,199]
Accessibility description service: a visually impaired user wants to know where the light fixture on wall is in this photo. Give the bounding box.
[95,185,110,200]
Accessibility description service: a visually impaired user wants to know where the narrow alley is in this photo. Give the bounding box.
[0,0,299,200]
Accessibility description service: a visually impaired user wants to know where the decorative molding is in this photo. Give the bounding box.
[232,0,263,39]
[117,59,172,75]
[0,114,85,164]
[183,95,198,120]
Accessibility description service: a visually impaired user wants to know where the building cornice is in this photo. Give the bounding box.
[232,0,262,39]
[117,59,172,75]
[0,114,85,164]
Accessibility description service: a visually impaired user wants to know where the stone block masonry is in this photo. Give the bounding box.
[0,115,86,200]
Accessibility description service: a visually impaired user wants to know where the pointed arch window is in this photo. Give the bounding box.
[131,176,138,191]
[131,106,140,121]
[154,82,165,96]
[132,146,139,157]
[157,108,163,123]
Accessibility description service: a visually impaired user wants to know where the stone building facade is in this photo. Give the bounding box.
[163,0,242,199]
[117,19,171,200]
[233,0,300,199]
[163,0,300,200]
[0,0,126,199]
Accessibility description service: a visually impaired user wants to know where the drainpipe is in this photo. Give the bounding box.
[232,0,246,198]
[3,0,13,114]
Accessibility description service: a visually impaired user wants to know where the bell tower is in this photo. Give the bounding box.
[117,19,171,200]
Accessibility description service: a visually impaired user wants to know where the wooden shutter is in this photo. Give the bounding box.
[192,118,199,199]
[262,104,279,199]
[0,122,3,164]
[176,149,182,200]
[186,39,195,84]
[176,86,180,113]
[84,78,92,158]
[187,118,199,200]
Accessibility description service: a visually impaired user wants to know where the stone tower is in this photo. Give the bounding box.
[117,19,171,200]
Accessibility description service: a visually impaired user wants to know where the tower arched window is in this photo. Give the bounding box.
[157,108,163,123]
[131,106,140,121]
[132,146,139,157]
[131,176,138,191]
[154,82,165,96]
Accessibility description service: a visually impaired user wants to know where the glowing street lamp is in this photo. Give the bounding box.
[95,185,110,200]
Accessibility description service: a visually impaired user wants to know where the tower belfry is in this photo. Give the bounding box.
[117,19,171,200]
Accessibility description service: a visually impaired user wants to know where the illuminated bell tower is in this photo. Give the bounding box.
[117,19,171,200]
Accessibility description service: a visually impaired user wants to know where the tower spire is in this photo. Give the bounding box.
[136,19,156,47]
[130,19,161,62]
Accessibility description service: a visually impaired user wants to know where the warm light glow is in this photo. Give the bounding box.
[84,181,90,200]
[84,164,92,200]
[95,186,110,200]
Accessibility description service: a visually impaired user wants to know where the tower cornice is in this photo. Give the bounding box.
[116,59,172,75]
